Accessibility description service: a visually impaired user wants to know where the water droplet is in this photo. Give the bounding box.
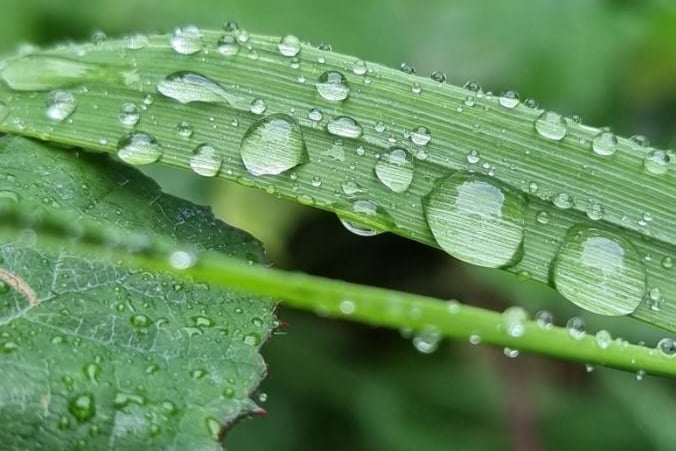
[1,341,18,353]
[504,347,520,358]
[535,111,567,141]
[553,227,646,316]
[243,332,261,346]
[643,150,670,175]
[190,144,221,177]
[466,150,480,164]
[339,299,355,315]
[169,250,196,269]
[308,108,323,122]
[535,310,553,329]
[118,102,140,127]
[400,63,415,74]
[217,35,240,56]
[341,180,364,197]
[338,200,386,237]
[351,59,367,75]
[130,314,152,328]
[410,126,432,146]
[411,82,422,94]
[469,334,482,345]
[412,327,441,354]
[170,26,203,54]
[464,81,481,92]
[553,193,573,209]
[636,369,646,381]
[316,71,350,101]
[46,90,76,121]
[661,256,673,269]
[250,98,267,115]
[657,338,675,357]
[240,114,306,176]
[647,287,663,311]
[374,147,414,193]
[157,72,235,105]
[68,394,96,423]
[126,34,149,50]
[424,172,526,268]
[83,363,102,383]
[535,211,550,224]
[498,90,520,109]
[117,132,162,165]
[566,317,585,340]
[431,71,447,83]
[586,201,604,221]
[278,35,301,57]
[591,131,618,156]
[176,120,193,138]
[114,391,146,409]
[502,306,528,337]
[595,330,612,349]
[326,116,362,138]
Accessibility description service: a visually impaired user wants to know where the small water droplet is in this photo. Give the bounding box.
[566,317,586,340]
[46,90,76,121]
[424,173,526,268]
[643,150,670,175]
[594,329,612,349]
[431,71,447,83]
[217,35,239,56]
[413,327,441,354]
[636,369,646,381]
[118,102,140,127]
[504,347,520,358]
[190,144,221,177]
[114,391,146,409]
[466,150,480,164]
[68,394,96,423]
[170,26,203,54]
[326,116,362,139]
[351,59,367,75]
[553,227,646,316]
[553,193,573,209]
[535,310,553,329]
[169,250,196,269]
[158,71,235,105]
[536,211,550,224]
[657,338,675,357]
[278,34,301,57]
[591,131,618,156]
[250,98,267,115]
[410,126,431,146]
[400,63,415,74]
[661,256,673,269]
[308,108,323,122]
[117,132,162,165]
[535,111,567,141]
[240,114,306,176]
[502,306,528,337]
[498,90,520,109]
[374,147,414,193]
[126,34,149,50]
[338,200,387,237]
[130,314,152,328]
[316,71,350,101]
[83,363,102,383]
[339,299,356,315]
[176,120,193,138]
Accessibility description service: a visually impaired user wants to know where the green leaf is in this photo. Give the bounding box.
[0,136,274,450]
[0,30,672,332]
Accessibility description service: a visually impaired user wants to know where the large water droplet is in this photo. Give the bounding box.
[240,114,306,176]
[552,227,646,316]
[157,71,236,105]
[170,26,203,54]
[316,71,350,101]
[424,172,526,268]
[45,90,76,121]
[326,116,362,139]
[190,144,221,177]
[117,132,162,165]
[374,147,414,193]
[591,131,618,156]
[278,35,301,57]
[535,111,567,141]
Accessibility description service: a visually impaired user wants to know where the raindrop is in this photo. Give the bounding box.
[190,144,221,177]
[466,150,480,164]
[316,71,350,101]
[535,111,567,141]
[552,227,646,316]
[424,172,526,268]
[594,330,612,349]
[502,306,528,337]
[536,211,550,224]
[117,132,162,165]
[591,131,618,156]
[431,71,447,83]
[217,35,240,56]
[636,370,646,381]
[170,26,203,54]
[46,90,76,121]
[240,114,306,175]
[326,116,362,138]
[412,327,441,354]
[410,126,431,146]
[130,314,152,328]
[567,317,585,340]
[278,35,301,57]
[657,338,675,357]
[308,108,323,122]
[157,71,236,105]
[351,60,367,75]
[176,120,193,138]
[504,347,520,358]
[68,394,96,423]
[553,193,573,209]
[643,150,670,175]
[535,310,553,329]
[339,299,356,315]
[374,147,414,193]
[250,98,267,115]
[647,287,663,311]
[498,90,520,109]
[338,200,387,237]
[662,256,673,269]
[400,62,415,74]
[126,34,149,50]
[411,82,422,94]
[83,363,102,383]
[169,250,196,269]
[118,102,140,127]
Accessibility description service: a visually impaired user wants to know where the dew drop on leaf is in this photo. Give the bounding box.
[535,111,567,141]
[278,34,301,57]
[116,132,162,165]
[45,90,76,121]
[190,144,221,177]
[410,126,432,146]
[594,329,612,349]
[498,90,520,109]
[591,131,618,156]
[657,338,675,357]
[502,306,528,337]
[316,71,350,101]
[118,102,140,127]
[337,200,388,237]
[535,310,554,329]
[552,227,646,316]
[326,116,362,139]
[374,147,414,193]
[424,172,526,268]
[643,149,670,175]
[169,26,203,55]
[240,114,306,176]
[157,71,235,105]
[566,317,586,340]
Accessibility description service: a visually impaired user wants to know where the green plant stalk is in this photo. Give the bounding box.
[0,30,673,331]
[1,200,674,377]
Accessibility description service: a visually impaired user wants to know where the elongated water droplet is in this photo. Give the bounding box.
[424,172,526,268]
[1,56,101,91]
[592,131,618,156]
[643,150,670,175]
[278,35,301,57]
[552,227,646,316]
[240,114,306,176]
[117,132,162,165]
[326,116,362,139]
[374,147,414,193]
[157,71,236,105]
[46,90,76,121]
[535,111,567,141]
[316,71,350,101]
[170,26,203,54]
[190,144,221,177]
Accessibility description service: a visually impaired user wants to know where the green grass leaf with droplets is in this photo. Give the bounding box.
[0,29,673,332]
[0,136,274,450]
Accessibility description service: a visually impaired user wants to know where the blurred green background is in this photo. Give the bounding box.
[2,1,675,449]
